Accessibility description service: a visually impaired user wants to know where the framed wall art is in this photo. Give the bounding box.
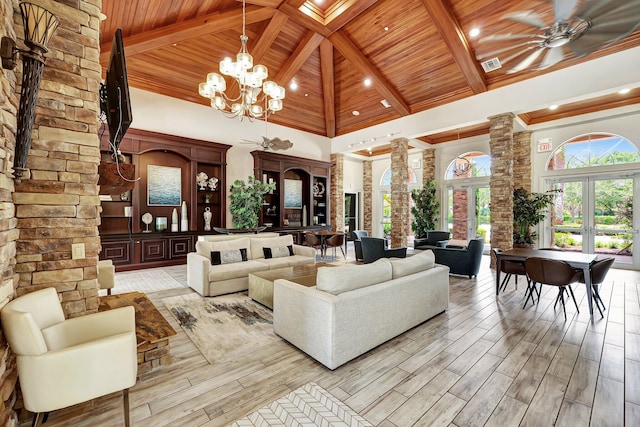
[283,179,302,209]
[147,165,182,206]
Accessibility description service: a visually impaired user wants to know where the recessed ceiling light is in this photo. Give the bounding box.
[314,0,324,4]
[384,26,389,31]
[619,88,631,94]
[290,82,298,90]
[469,28,480,38]
[549,104,559,110]
[352,110,360,116]
[364,78,372,87]
[304,93,308,97]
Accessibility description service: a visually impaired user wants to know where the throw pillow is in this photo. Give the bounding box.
[211,248,248,265]
[316,258,392,295]
[263,245,294,259]
[390,249,435,279]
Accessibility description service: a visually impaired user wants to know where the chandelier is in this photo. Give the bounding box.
[198,0,285,120]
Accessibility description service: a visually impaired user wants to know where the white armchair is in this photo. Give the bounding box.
[1,288,137,427]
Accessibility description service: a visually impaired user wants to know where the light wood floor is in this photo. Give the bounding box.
[35,255,640,427]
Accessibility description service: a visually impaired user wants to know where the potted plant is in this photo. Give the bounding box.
[411,180,440,238]
[513,187,559,246]
[229,176,276,230]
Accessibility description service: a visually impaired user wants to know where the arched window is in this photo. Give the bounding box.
[445,152,491,179]
[547,133,640,170]
[380,167,418,187]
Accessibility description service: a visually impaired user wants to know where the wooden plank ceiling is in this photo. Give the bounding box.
[100,0,640,140]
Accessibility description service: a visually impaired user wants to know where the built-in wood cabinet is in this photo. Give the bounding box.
[99,128,231,270]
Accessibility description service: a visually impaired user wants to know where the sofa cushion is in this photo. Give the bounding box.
[196,238,251,260]
[390,250,435,279]
[208,260,268,281]
[261,255,315,269]
[211,248,248,265]
[250,235,294,260]
[263,245,294,259]
[316,258,392,295]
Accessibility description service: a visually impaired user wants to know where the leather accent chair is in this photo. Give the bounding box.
[1,288,138,427]
[97,259,115,295]
[414,231,450,249]
[324,234,346,260]
[492,247,529,293]
[524,257,581,319]
[576,257,614,317]
[432,238,484,278]
[304,232,323,259]
[360,237,407,264]
[352,230,369,261]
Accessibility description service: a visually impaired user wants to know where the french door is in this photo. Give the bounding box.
[446,184,491,245]
[546,174,639,268]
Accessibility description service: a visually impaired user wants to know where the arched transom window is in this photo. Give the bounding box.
[380,167,419,186]
[445,152,491,180]
[547,133,640,170]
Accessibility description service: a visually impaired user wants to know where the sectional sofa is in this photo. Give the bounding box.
[187,233,316,296]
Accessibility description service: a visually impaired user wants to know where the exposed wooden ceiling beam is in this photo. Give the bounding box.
[278,2,332,36]
[275,31,325,85]
[325,0,380,32]
[329,31,410,116]
[320,39,336,138]
[420,0,487,94]
[234,0,284,7]
[250,10,289,64]
[100,5,275,65]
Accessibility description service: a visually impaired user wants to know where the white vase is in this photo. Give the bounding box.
[171,208,178,232]
[181,201,188,231]
[302,205,307,227]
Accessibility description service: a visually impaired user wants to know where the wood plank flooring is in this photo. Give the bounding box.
[37,255,640,427]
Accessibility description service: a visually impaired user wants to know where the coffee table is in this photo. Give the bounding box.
[249,263,332,309]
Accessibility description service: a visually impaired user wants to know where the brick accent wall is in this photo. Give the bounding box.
[363,160,372,235]
[422,149,435,184]
[489,113,515,267]
[513,131,532,192]
[390,138,409,248]
[452,189,468,239]
[330,153,343,232]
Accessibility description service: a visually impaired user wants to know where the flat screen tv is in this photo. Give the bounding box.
[101,28,132,153]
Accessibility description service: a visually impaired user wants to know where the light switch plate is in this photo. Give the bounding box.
[72,243,85,260]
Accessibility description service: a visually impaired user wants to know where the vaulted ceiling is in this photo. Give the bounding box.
[99,0,640,142]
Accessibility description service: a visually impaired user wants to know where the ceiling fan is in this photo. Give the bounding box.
[477,0,640,74]
[241,136,293,151]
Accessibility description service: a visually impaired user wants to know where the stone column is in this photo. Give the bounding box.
[330,153,343,232]
[513,131,532,193]
[363,160,372,235]
[489,113,515,267]
[422,148,435,184]
[390,137,409,248]
[12,0,102,315]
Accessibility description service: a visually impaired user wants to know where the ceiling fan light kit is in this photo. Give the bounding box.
[478,0,640,74]
[198,0,285,120]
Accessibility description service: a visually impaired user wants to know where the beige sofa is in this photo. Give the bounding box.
[273,250,449,369]
[187,233,316,296]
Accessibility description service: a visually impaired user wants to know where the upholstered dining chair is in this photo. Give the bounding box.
[304,232,323,259]
[360,237,406,264]
[576,257,614,317]
[1,287,138,427]
[524,257,581,319]
[324,234,346,260]
[492,248,529,293]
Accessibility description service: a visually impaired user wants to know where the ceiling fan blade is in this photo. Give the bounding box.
[537,47,565,70]
[497,45,538,66]
[476,41,541,61]
[554,0,579,21]
[503,11,548,29]
[507,47,545,73]
[479,33,542,42]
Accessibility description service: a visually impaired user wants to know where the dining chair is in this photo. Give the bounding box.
[492,248,529,293]
[304,232,323,259]
[324,234,346,260]
[576,257,614,317]
[524,257,581,319]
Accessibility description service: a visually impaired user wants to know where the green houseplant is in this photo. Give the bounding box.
[513,187,559,246]
[411,180,440,238]
[229,176,276,230]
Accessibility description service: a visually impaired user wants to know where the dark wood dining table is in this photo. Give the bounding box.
[495,248,598,318]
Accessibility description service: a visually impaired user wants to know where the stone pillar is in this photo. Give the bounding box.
[12,0,102,315]
[513,131,532,193]
[330,153,343,232]
[489,113,515,267]
[390,138,409,248]
[422,149,435,184]
[452,190,468,239]
[363,160,372,235]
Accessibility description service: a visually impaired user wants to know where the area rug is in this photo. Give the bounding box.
[163,293,280,364]
[229,382,373,426]
[114,268,186,294]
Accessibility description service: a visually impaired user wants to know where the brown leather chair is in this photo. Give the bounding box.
[304,233,323,259]
[524,257,581,319]
[324,234,345,260]
[576,257,614,317]
[492,248,529,293]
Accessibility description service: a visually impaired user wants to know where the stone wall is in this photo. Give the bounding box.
[362,160,372,234]
[489,113,515,267]
[390,138,409,248]
[422,149,435,184]
[330,153,343,232]
[513,131,532,192]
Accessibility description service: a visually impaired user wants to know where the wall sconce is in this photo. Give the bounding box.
[1,2,59,180]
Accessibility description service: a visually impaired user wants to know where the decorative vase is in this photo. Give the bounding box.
[181,201,188,231]
[203,207,212,231]
[302,205,307,227]
[171,208,178,232]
